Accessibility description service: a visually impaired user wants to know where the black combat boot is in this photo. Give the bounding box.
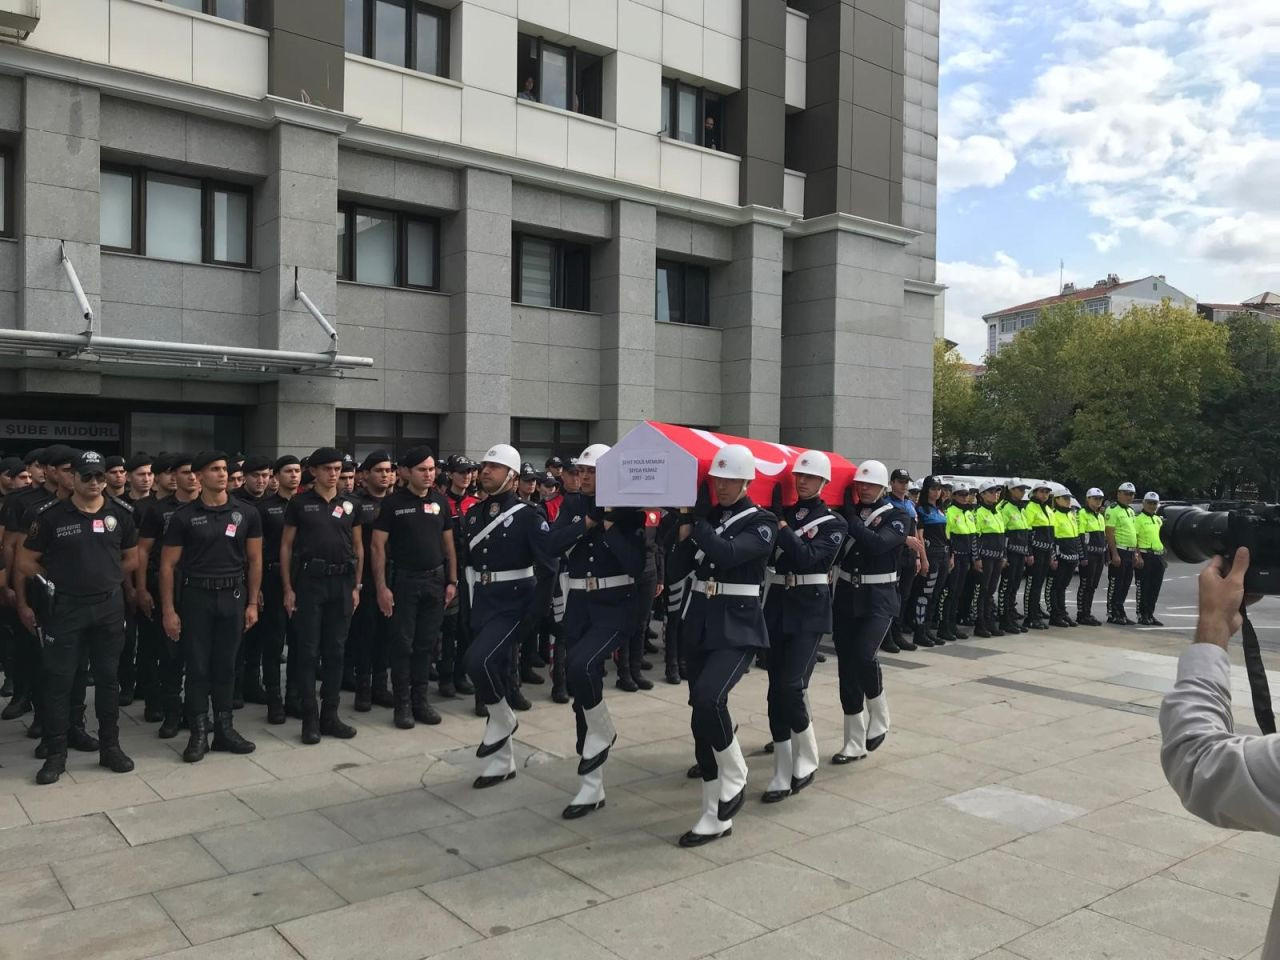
[301,704,322,745]
[354,674,373,713]
[158,699,183,739]
[212,712,256,754]
[393,679,414,729]
[319,703,357,739]
[412,683,441,725]
[98,720,136,773]
[615,642,638,692]
[370,670,394,709]
[182,715,209,763]
[36,735,67,785]
[67,705,100,752]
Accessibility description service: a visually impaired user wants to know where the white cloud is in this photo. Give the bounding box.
[938,254,1070,360]
[938,135,1018,193]
[1089,232,1120,253]
[941,47,1004,76]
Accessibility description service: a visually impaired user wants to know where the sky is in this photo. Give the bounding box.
[936,0,1280,361]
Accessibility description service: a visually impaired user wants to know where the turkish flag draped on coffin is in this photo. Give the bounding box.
[594,421,856,508]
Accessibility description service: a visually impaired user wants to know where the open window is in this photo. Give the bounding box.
[662,79,724,150]
[516,33,603,118]
[346,0,450,78]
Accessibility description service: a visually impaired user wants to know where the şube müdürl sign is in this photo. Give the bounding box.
[0,419,121,442]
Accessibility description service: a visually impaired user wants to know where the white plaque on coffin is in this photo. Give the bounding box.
[596,422,700,507]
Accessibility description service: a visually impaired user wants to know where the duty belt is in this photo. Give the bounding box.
[836,570,897,586]
[469,566,535,585]
[691,578,760,598]
[766,572,832,588]
[566,574,634,592]
[301,559,356,576]
[183,576,243,591]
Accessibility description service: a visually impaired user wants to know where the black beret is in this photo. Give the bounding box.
[242,455,272,473]
[43,445,76,468]
[23,447,46,465]
[0,456,23,477]
[192,450,229,471]
[360,450,393,472]
[104,455,126,471]
[125,453,153,472]
[401,446,436,469]
[274,455,301,472]
[308,447,344,468]
[169,452,195,471]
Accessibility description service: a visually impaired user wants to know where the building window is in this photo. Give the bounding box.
[336,202,439,290]
[511,417,589,468]
[1020,315,1035,328]
[0,148,15,238]
[999,316,1015,334]
[163,0,248,23]
[662,79,723,149]
[987,325,997,353]
[656,260,709,326]
[512,234,591,311]
[335,410,440,463]
[515,33,603,118]
[346,0,450,78]
[100,167,252,267]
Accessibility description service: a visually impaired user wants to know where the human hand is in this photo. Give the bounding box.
[1134,554,1145,570]
[1194,547,1252,649]
[378,586,395,618]
[163,610,181,642]
[244,604,259,631]
[137,590,155,618]
[445,583,457,606]
[284,588,297,617]
[18,604,35,633]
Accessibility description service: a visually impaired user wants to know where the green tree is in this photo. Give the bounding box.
[1207,313,1280,500]
[932,340,979,470]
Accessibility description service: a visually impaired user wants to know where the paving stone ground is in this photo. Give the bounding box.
[0,620,1275,960]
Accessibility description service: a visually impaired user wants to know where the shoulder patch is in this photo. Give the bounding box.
[830,531,843,545]
[757,524,773,542]
[890,520,906,535]
[540,520,550,533]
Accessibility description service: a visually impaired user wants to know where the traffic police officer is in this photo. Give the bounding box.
[280,447,363,745]
[159,451,262,762]
[667,444,774,846]
[886,468,920,652]
[762,450,846,803]
[1075,487,1107,625]
[1048,485,1081,627]
[997,480,1032,633]
[463,444,556,788]
[16,451,139,784]
[831,460,908,764]
[1135,491,1166,626]
[546,442,647,819]
[255,455,300,724]
[1106,482,1139,625]
[1022,481,1054,629]
[372,446,457,729]
[940,484,975,642]
[972,480,1008,638]
[351,450,395,712]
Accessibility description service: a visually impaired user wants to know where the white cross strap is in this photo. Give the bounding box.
[469,502,527,551]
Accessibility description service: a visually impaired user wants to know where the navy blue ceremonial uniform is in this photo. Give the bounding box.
[462,491,556,705]
[832,497,908,716]
[668,497,776,782]
[763,497,846,742]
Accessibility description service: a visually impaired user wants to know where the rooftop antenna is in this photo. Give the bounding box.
[1059,259,1064,294]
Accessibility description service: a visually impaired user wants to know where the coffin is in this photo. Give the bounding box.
[594,421,856,508]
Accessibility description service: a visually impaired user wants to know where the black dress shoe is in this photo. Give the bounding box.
[881,636,902,654]
[473,771,515,789]
[1149,618,1164,627]
[455,677,476,696]
[831,751,864,765]
[790,771,815,794]
[520,668,545,685]
[1,695,31,721]
[562,799,605,819]
[973,627,993,638]
[438,682,457,699]
[679,826,731,847]
[267,701,286,725]
[686,763,702,779]
[508,688,532,711]
[616,674,638,692]
[1122,615,1138,625]
[761,789,790,804]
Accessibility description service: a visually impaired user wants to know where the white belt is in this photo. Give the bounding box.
[836,570,897,586]
[767,572,831,588]
[692,578,761,598]
[566,574,635,592]
[468,566,535,585]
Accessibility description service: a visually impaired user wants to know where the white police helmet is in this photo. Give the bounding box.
[1144,491,1160,503]
[979,478,1004,494]
[1118,482,1136,494]
[576,443,610,469]
[793,450,832,482]
[708,444,757,481]
[1086,487,1104,499]
[1007,478,1029,491]
[854,459,890,488]
[481,443,521,474]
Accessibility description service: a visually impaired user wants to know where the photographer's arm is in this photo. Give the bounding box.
[1159,549,1280,833]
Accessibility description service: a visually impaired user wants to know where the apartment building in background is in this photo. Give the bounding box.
[983,274,1194,357]
[0,0,940,471]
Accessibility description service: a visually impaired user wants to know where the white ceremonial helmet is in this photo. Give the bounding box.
[855,459,890,488]
[1086,487,1104,499]
[979,478,1004,494]
[576,443,611,468]
[481,443,521,473]
[793,450,832,482]
[1052,483,1072,500]
[708,444,757,481]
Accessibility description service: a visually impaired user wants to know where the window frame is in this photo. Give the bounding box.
[661,78,722,149]
[99,164,252,268]
[349,0,450,78]
[336,200,441,291]
[656,258,710,327]
[335,409,439,463]
[511,417,590,467]
[516,32,603,119]
[164,0,250,24]
[0,146,13,239]
[512,232,592,312]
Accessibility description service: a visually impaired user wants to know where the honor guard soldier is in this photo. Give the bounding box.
[761,450,846,804]
[1075,487,1107,625]
[997,480,1032,633]
[159,452,262,762]
[137,454,199,737]
[462,444,556,789]
[972,480,1008,637]
[351,450,396,712]
[669,444,776,847]
[546,443,646,818]
[1021,481,1054,629]
[1134,491,1166,625]
[438,456,478,702]
[372,446,457,729]
[16,450,140,783]
[1106,482,1139,624]
[280,447,364,745]
[255,456,301,724]
[831,460,908,764]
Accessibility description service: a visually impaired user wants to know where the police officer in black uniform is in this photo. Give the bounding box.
[372,446,457,729]
[761,450,846,804]
[280,447,363,745]
[232,455,272,707]
[831,459,909,764]
[1,447,53,725]
[546,442,646,818]
[159,452,262,762]
[462,444,555,789]
[16,451,139,784]
[668,444,776,847]
[351,450,396,711]
[255,455,300,724]
[137,454,199,737]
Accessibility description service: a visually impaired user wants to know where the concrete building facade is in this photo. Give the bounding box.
[0,0,939,472]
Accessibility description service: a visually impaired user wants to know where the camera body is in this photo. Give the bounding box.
[1163,503,1280,595]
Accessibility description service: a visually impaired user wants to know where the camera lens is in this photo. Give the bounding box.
[1162,505,1232,564]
